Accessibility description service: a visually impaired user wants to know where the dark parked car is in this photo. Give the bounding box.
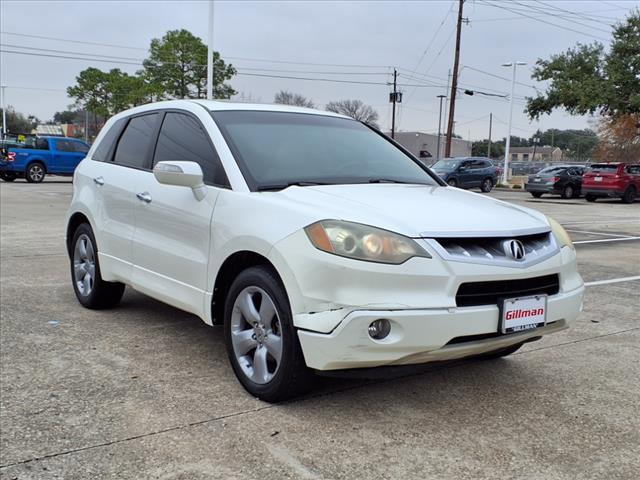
[582,163,640,203]
[525,165,586,199]
[431,157,498,192]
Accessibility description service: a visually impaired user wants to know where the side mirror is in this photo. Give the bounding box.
[153,161,207,201]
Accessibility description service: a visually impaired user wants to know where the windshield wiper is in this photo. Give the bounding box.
[368,178,428,185]
[256,181,330,192]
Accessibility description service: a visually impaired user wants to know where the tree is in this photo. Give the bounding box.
[274,90,314,108]
[472,140,504,159]
[0,106,38,134]
[594,114,640,162]
[53,110,79,124]
[142,29,236,99]
[527,12,640,119]
[325,99,379,127]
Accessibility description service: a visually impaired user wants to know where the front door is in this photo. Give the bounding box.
[130,111,229,317]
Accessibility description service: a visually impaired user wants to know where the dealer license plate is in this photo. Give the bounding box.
[594,176,603,182]
[500,295,547,334]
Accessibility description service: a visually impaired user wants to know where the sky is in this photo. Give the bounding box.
[1,0,638,141]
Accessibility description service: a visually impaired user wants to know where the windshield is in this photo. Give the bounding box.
[537,166,567,175]
[432,159,459,171]
[211,111,440,191]
[588,164,618,172]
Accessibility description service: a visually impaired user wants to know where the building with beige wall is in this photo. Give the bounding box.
[508,146,563,162]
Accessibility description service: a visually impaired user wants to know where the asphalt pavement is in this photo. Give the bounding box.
[1,180,639,479]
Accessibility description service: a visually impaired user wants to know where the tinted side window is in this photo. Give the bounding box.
[113,114,159,169]
[153,112,229,187]
[73,141,90,153]
[35,138,50,150]
[93,118,126,162]
[55,140,76,152]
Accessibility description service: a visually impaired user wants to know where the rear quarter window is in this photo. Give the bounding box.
[92,118,127,162]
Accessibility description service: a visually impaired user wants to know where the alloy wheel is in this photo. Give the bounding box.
[28,164,44,182]
[230,286,283,384]
[73,234,96,297]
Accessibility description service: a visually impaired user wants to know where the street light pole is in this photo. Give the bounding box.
[502,61,526,184]
[1,85,6,139]
[206,0,214,100]
[436,94,446,161]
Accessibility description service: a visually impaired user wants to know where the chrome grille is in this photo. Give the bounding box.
[427,231,558,267]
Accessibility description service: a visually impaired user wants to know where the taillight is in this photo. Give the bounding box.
[7,152,15,162]
[550,176,558,182]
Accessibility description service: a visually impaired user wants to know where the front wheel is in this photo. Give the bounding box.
[224,266,312,402]
[70,223,125,309]
[0,172,17,182]
[622,187,636,204]
[447,178,458,187]
[480,178,493,193]
[26,162,45,183]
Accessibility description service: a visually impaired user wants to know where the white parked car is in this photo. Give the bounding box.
[66,100,585,401]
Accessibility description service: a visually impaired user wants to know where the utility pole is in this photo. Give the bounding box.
[531,137,540,162]
[84,109,89,142]
[390,69,400,139]
[445,0,465,158]
[502,61,526,184]
[0,85,6,139]
[206,0,214,100]
[436,94,446,161]
[487,112,492,159]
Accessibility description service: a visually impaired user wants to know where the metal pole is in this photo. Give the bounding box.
[503,62,524,184]
[206,0,214,100]
[436,95,445,161]
[445,0,464,158]
[84,109,88,142]
[487,112,492,159]
[1,85,6,139]
[391,69,397,139]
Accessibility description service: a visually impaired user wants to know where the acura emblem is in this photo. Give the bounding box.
[503,239,526,260]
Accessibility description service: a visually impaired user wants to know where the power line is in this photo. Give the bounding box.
[0,31,148,51]
[510,0,612,34]
[531,0,621,23]
[477,0,610,41]
[462,65,538,90]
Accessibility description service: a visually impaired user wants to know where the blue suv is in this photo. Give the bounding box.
[431,157,498,193]
[0,136,90,183]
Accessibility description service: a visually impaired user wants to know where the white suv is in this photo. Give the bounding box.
[66,100,585,401]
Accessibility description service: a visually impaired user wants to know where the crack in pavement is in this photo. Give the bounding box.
[1,326,637,470]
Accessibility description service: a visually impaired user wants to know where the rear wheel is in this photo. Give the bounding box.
[480,177,493,193]
[622,186,636,204]
[561,184,574,199]
[585,194,597,202]
[70,223,125,309]
[26,162,45,183]
[531,192,543,198]
[224,266,312,402]
[0,172,17,182]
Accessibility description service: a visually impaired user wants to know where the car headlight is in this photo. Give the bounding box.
[304,220,431,264]
[547,216,574,250]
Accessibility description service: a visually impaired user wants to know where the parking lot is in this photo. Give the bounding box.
[1,180,638,479]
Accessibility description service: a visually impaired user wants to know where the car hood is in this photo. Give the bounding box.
[275,184,550,238]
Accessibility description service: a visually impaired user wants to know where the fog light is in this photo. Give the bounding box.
[368,319,391,340]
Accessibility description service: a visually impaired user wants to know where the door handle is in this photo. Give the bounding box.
[136,192,152,203]
[93,176,104,186]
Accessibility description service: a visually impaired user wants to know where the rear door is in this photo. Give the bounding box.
[130,110,228,316]
[97,113,161,281]
[625,164,640,190]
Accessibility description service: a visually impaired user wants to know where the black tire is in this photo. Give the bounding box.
[480,177,493,193]
[447,178,458,187]
[478,342,524,360]
[0,172,17,182]
[585,194,597,202]
[26,162,46,183]
[561,184,574,199]
[70,223,125,309]
[224,266,313,402]
[622,186,636,204]
[530,192,543,198]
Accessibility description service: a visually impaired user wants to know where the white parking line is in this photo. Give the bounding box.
[565,229,632,238]
[573,237,640,245]
[585,276,640,287]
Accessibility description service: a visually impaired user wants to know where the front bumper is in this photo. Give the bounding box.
[583,187,623,198]
[298,286,583,370]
